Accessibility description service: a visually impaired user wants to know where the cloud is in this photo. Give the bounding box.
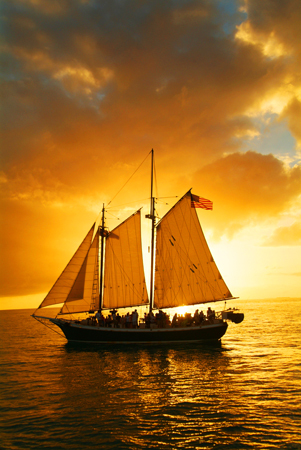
[1,0,301,300]
[2,0,300,169]
[281,99,301,153]
[0,197,97,297]
[235,1,301,144]
[236,0,301,58]
[262,221,301,246]
[191,151,301,237]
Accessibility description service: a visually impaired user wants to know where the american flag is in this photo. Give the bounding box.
[191,194,213,210]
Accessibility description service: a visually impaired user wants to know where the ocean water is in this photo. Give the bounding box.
[0,298,301,450]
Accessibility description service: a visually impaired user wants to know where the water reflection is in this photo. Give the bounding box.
[58,342,231,414]
[52,342,235,448]
[2,304,301,449]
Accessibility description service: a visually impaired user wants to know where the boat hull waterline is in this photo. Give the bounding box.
[50,318,228,344]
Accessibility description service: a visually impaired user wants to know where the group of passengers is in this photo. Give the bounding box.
[94,309,139,328]
[144,310,169,328]
[171,307,216,327]
[93,306,216,328]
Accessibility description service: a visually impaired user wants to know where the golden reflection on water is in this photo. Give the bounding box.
[57,342,230,414]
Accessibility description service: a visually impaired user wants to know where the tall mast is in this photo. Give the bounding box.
[99,203,105,311]
[148,149,156,314]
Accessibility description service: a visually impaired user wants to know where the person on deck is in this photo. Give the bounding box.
[95,310,101,325]
[132,310,138,328]
[194,309,200,325]
[207,307,215,323]
[111,309,117,327]
[157,310,164,328]
[172,313,178,327]
[145,313,150,328]
[199,310,204,323]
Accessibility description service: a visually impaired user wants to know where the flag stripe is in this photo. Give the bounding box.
[191,194,213,210]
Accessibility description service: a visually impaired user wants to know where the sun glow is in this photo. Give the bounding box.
[174,305,191,316]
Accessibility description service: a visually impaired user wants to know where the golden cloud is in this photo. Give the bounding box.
[2,0,301,301]
[0,197,96,297]
[192,151,301,237]
[262,221,301,246]
[281,98,301,153]
[236,21,287,58]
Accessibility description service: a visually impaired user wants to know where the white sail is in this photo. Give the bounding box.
[60,230,100,314]
[103,210,149,309]
[154,192,232,309]
[37,224,95,309]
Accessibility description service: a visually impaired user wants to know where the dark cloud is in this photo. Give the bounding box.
[244,0,301,56]
[1,0,289,172]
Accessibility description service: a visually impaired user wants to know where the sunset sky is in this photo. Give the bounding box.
[1,0,301,310]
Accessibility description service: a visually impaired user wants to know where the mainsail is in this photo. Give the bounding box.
[37,224,96,310]
[154,192,232,309]
[103,210,149,309]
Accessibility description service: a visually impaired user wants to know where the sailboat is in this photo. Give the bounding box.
[33,150,244,344]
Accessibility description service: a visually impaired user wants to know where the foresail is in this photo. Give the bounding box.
[103,210,149,309]
[37,224,95,310]
[60,230,100,314]
[154,192,232,309]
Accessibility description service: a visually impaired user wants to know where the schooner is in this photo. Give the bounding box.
[33,150,244,343]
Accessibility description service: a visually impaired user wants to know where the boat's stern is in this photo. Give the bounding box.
[222,310,244,324]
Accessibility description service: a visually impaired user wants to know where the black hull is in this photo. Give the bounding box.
[51,319,228,344]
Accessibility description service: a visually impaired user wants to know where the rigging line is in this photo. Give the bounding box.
[107,198,150,209]
[107,150,152,207]
[33,316,65,337]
